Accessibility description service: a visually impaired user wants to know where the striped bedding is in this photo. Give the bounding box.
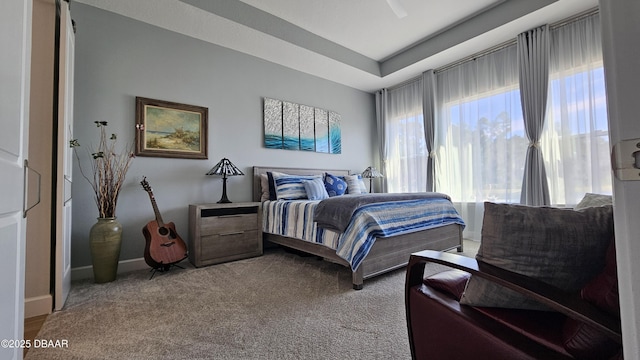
[262,197,465,270]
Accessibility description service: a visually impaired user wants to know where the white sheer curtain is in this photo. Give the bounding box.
[383,79,428,193]
[435,45,524,240]
[543,13,611,206]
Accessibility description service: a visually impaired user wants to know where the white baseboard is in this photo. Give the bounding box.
[25,294,52,318]
[71,257,149,281]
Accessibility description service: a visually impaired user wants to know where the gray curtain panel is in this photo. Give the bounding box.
[422,70,436,192]
[375,89,389,193]
[518,25,551,206]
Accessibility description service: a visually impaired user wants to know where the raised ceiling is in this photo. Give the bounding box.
[73,0,598,92]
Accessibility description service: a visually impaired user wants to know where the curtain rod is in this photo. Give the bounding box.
[435,39,516,73]
[386,76,422,92]
[385,7,600,89]
[389,38,516,89]
[550,7,598,29]
[436,7,600,74]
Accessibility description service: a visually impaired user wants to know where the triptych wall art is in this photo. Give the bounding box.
[263,97,341,154]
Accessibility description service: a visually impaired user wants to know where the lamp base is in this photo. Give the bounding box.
[218,178,232,203]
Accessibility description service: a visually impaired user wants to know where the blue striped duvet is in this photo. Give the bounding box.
[262,198,465,270]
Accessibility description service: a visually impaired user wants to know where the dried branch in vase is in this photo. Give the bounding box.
[70,121,135,218]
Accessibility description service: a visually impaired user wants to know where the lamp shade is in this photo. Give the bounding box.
[206,158,244,203]
[362,166,383,179]
[206,158,244,177]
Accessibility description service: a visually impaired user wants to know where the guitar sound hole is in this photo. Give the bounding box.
[158,227,169,236]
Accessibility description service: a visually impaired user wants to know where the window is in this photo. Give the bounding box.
[434,45,521,240]
[438,87,525,203]
[384,80,428,193]
[377,12,609,240]
[543,14,611,206]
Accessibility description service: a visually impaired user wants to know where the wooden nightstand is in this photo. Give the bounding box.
[188,202,262,267]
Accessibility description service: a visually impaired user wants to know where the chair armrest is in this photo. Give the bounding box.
[405,250,622,343]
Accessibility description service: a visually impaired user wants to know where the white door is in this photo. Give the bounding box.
[0,0,32,359]
[55,0,74,311]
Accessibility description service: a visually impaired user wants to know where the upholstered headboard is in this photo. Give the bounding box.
[252,166,351,202]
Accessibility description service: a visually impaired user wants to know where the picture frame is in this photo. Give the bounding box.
[135,97,208,159]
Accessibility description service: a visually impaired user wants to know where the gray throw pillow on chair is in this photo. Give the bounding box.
[459,202,614,310]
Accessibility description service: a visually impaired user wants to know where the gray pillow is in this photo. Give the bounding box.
[575,193,612,210]
[459,202,614,310]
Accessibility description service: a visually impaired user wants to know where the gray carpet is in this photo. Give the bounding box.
[26,240,479,360]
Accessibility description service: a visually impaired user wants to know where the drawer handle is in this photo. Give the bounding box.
[220,231,244,236]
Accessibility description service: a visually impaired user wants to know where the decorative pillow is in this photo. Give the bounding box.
[271,172,321,200]
[259,174,271,202]
[302,178,329,200]
[575,193,612,210]
[358,177,368,193]
[580,239,619,316]
[561,238,620,359]
[459,202,614,310]
[266,172,277,200]
[324,173,347,197]
[345,174,366,194]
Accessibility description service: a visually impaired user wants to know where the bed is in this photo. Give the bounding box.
[252,166,465,289]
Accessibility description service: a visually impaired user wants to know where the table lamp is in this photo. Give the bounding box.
[206,158,244,203]
[362,166,383,193]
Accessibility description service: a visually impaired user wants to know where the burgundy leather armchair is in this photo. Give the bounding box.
[405,249,622,360]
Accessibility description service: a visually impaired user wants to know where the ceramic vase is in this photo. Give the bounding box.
[89,217,122,283]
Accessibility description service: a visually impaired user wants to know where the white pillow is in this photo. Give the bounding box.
[359,177,368,193]
[259,174,270,202]
[345,174,366,194]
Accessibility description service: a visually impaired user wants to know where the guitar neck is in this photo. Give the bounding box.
[148,193,165,227]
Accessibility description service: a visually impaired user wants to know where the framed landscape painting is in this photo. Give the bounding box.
[135,97,208,159]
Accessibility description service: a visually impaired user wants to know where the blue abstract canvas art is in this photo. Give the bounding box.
[264,98,283,149]
[300,105,315,151]
[314,108,329,153]
[283,101,300,150]
[329,111,342,154]
[263,97,341,154]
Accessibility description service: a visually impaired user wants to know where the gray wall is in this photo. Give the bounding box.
[71,3,376,267]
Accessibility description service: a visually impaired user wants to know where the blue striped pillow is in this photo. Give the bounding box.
[303,178,329,200]
[272,172,322,200]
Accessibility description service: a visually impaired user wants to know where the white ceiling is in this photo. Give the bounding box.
[237,0,502,61]
[73,0,598,93]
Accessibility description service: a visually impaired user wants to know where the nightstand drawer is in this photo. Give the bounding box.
[200,214,257,235]
[200,230,259,260]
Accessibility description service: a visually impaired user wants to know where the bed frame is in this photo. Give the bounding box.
[253,166,463,289]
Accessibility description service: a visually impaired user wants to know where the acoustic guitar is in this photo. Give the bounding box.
[140,177,188,270]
